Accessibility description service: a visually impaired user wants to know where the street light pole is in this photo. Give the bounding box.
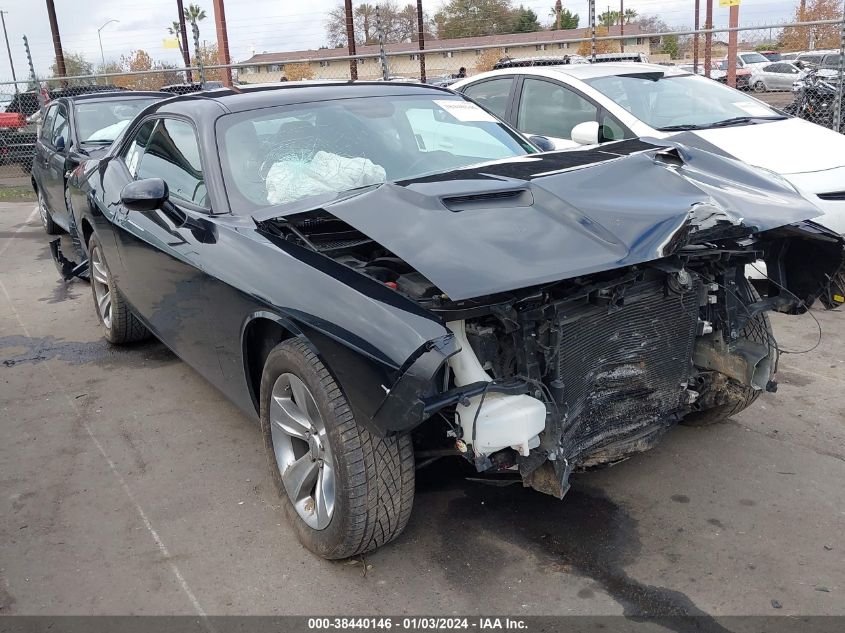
[0,10,18,93]
[97,19,118,67]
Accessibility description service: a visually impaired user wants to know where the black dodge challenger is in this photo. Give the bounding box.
[62,82,844,559]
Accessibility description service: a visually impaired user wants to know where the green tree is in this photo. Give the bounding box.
[183,3,207,24]
[50,52,93,84]
[549,6,579,30]
[167,21,187,59]
[434,0,518,39]
[661,34,679,59]
[622,8,638,24]
[598,10,619,27]
[511,6,541,33]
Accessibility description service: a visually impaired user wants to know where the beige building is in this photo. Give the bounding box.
[238,24,654,84]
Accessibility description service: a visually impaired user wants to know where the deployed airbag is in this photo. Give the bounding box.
[266,151,386,204]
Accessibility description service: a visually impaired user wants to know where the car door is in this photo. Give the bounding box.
[43,101,71,225]
[32,104,57,200]
[513,77,629,150]
[767,63,790,90]
[459,76,517,121]
[110,116,222,376]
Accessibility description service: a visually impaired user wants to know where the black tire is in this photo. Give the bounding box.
[87,235,150,345]
[683,281,777,426]
[37,186,60,235]
[753,81,766,93]
[260,338,415,559]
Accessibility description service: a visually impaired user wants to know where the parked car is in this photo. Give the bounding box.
[452,63,845,234]
[749,61,805,92]
[795,50,839,70]
[1,85,130,175]
[32,91,167,247]
[735,51,771,69]
[493,54,588,70]
[758,51,782,62]
[712,59,752,89]
[60,82,844,558]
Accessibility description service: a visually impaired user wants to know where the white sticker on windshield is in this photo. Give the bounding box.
[434,100,498,122]
[733,101,774,117]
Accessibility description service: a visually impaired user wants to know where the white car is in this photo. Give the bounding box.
[749,61,806,92]
[452,63,845,234]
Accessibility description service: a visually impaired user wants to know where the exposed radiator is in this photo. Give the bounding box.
[552,278,700,464]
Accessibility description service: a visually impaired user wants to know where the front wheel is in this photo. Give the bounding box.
[260,338,415,559]
[753,81,766,93]
[88,235,150,344]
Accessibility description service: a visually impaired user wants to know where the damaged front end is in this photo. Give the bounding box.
[431,219,843,498]
[254,140,845,499]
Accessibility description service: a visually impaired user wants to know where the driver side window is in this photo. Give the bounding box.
[123,118,208,208]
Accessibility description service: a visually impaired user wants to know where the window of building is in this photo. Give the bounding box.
[410,54,420,61]
[268,64,281,73]
[442,51,454,58]
[475,49,482,55]
[557,42,570,49]
[536,44,547,51]
[319,60,330,68]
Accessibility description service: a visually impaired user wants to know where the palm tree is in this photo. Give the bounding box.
[183,3,207,25]
[167,21,184,57]
[598,10,619,28]
[623,8,638,24]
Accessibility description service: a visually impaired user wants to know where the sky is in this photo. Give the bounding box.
[0,0,806,85]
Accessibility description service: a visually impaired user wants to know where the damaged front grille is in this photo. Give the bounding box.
[551,278,700,466]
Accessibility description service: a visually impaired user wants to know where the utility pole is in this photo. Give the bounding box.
[211,0,232,86]
[376,5,388,80]
[23,35,44,111]
[704,0,713,78]
[345,0,357,80]
[177,0,193,82]
[0,10,18,93]
[416,0,426,83]
[45,0,66,79]
[555,0,562,30]
[693,0,700,73]
[589,0,596,62]
[620,0,624,53]
[726,3,739,88]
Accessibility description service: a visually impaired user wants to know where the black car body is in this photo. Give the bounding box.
[64,83,844,558]
[32,91,167,256]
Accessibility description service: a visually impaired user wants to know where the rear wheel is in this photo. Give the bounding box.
[88,235,150,345]
[753,80,766,93]
[260,338,415,559]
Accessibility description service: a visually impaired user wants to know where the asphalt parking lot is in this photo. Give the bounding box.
[1,199,844,620]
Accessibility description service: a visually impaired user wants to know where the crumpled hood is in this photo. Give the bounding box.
[684,117,845,175]
[255,139,824,301]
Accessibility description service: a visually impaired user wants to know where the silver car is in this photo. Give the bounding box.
[749,61,805,92]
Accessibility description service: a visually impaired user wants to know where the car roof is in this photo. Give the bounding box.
[461,62,689,84]
[150,81,457,115]
[63,91,170,103]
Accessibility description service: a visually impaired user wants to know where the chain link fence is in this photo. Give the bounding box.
[0,18,842,190]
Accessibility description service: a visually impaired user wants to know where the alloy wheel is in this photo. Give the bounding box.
[37,189,49,229]
[269,372,336,530]
[90,245,113,330]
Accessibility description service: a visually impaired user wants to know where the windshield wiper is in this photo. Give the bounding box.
[704,115,787,128]
[656,123,707,131]
[658,115,786,132]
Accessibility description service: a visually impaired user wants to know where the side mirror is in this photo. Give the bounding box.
[120,178,169,212]
[571,121,601,146]
[528,135,556,152]
[55,136,65,151]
